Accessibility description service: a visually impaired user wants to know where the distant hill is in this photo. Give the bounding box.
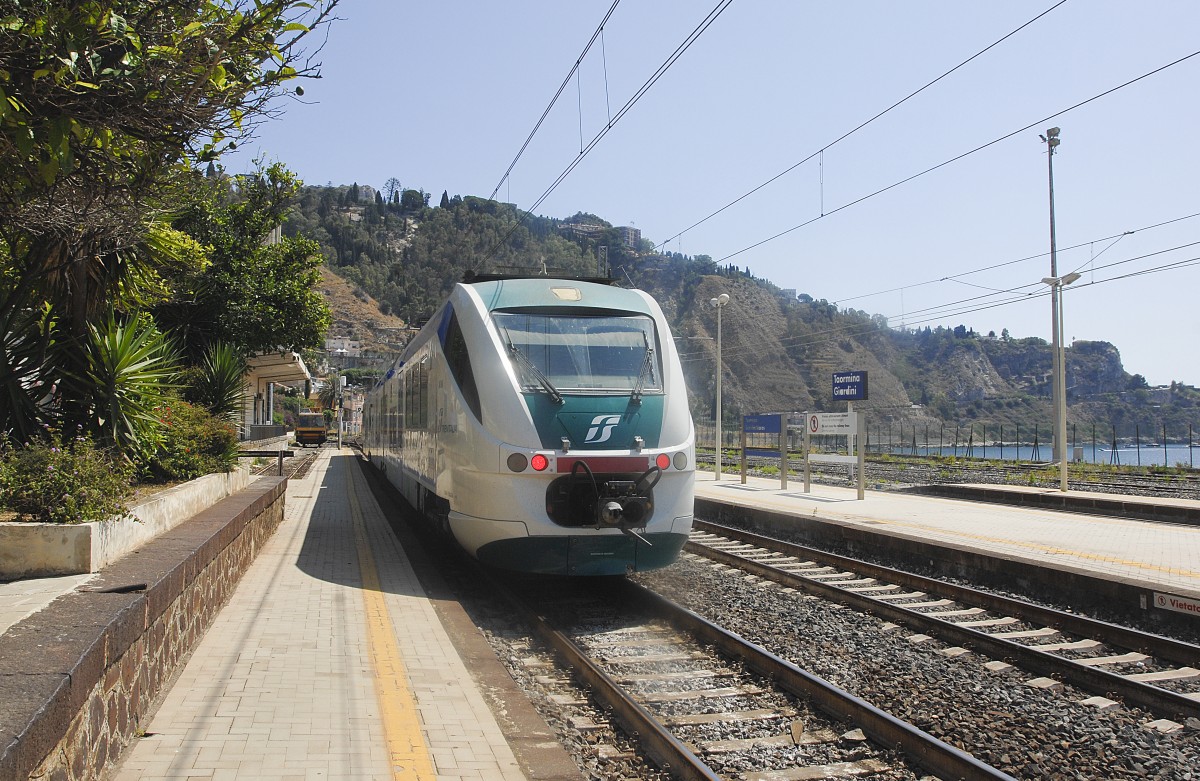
[288,184,1200,443]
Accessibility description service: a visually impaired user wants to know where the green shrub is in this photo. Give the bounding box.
[0,433,135,524]
[151,399,240,481]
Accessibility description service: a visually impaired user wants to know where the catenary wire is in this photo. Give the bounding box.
[675,241,1200,362]
[830,212,1200,307]
[714,48,1200,265]
[657,1,1069,250]
[488,0,622,201]
[481,0,735,268]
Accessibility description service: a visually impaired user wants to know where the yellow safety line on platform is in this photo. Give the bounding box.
[346,454,437,780]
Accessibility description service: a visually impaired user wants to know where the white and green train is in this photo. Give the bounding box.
[362,274,695,576]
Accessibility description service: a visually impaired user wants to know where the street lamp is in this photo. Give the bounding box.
[1042,271,1081,491]
[1038,128,1062,461]
[709,292,730,480]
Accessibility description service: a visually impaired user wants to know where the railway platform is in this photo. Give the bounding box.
[105,448,578,781]
[695,471,1200,632]
[7,456,1200,778]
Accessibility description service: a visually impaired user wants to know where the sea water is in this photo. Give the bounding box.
[874,443,1198,468]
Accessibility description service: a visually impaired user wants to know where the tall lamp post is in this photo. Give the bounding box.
[1038,127,1063,467]
[1042,271,1081,491]
[710,292,730,480]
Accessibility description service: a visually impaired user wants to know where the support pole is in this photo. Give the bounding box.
[803,412,811,494]
[779,415,787,489]
[740,426,747,485]
[856,411,866,500]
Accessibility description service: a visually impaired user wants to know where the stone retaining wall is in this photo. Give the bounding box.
[0,477,286,781]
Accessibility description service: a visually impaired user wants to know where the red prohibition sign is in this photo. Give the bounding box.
[809,415,819,433]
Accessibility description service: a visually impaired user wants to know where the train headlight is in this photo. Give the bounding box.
[672,452,688,470]
[655,453,671,470]
[507,453,528,472]
[530,453,550,472]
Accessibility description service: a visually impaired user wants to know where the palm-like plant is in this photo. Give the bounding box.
[0,299,55,442]
[191,342,247,422]
[317,376,339,412]
[68,311,180,461]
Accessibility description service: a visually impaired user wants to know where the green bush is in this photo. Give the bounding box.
[0,433,135,524]
[151,399,240,481]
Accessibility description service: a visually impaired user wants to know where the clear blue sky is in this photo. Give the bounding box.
[234,1,1200,387]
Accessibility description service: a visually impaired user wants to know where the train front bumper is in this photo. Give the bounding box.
[448,512,691,576]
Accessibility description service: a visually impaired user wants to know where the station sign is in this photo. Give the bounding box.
[807,412,855,434]
[832,371,868,401]
[743,413,782,434]
[1154,592,1200,617]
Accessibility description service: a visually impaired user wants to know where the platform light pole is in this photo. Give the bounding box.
[710,292,730,480]
[1042,271,1081,491]
[1038,127,1065,481]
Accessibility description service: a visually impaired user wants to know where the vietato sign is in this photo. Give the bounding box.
[1154,592,1200,616]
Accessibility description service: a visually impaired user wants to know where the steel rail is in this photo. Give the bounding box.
[626,581,1017,781]
[690,521,1200,720]
[499,582,721,781]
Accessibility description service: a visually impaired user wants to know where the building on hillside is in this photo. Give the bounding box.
[325,336,362,357]
[558,222,607,241]
[618,225,641,250]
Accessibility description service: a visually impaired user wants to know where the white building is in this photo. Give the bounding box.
[324,336,362,357]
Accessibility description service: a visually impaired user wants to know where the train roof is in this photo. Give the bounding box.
[462,271,617,285]
[461,275,654,315]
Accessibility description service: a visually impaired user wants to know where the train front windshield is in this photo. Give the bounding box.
[495,312,662,395]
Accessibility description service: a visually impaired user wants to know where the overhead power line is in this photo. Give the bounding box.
[657,1,1069,250]
[481,0,736,268]
[714,47,1200,265]
[831,211,1200,305]
[488,0,622,202]
[678,239,1200,363]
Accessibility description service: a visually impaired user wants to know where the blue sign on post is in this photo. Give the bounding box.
[832,371,868,401]
[743,413,782,434]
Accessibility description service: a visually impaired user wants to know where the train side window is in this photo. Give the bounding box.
[404,352,431,431]
[443,312,481,422]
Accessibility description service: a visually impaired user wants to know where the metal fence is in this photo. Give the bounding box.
[696,420,1200,469]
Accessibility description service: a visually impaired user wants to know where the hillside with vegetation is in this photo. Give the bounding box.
[286,184,1200,444]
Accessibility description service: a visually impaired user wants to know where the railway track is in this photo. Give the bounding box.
[244,445,322,479]
[687,520,1200,722]
[356,454,1200,778]
[497,575,1014,781]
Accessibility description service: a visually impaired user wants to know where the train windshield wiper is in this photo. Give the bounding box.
[505,333,564,405]
[630,341,656,405]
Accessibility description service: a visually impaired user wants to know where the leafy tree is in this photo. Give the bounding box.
[156,164,332,361]
[401,189,425,211]
[0,0,339,445]
[440,190,450,209]
[382,177,403,203]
